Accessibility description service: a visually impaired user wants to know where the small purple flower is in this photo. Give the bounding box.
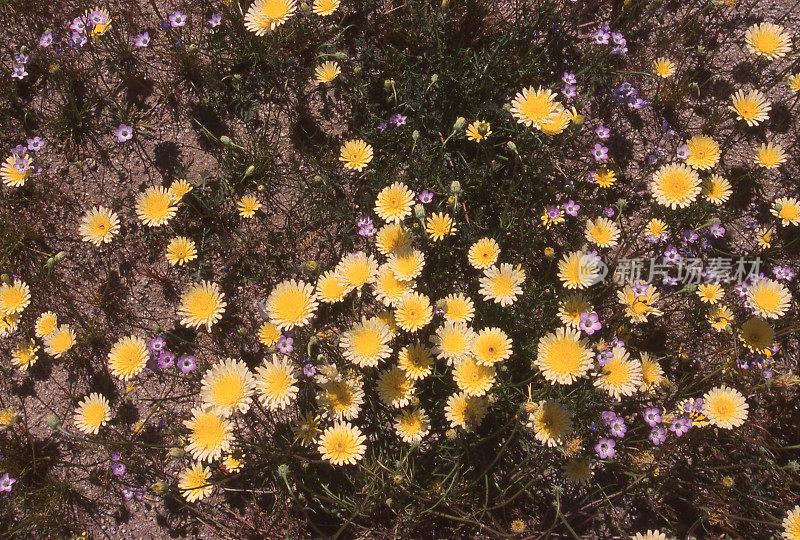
[149,336,166,352]
[208,13,222,27]
[70,17,87,32]
[358,222,376,237]
[708,222,725,238]
[178,355,196,373]
[663,245,680,265]
[111,451,121,461]
[649,426,667,445]
[418,190,433,204]
[377,121,388,133]
[15,52,28,65]
[277,335,294,354]
[603,206,615,218]
[595,125,610,139]
[595,438,615,459]
[591,143,608,162]
[563,200,580,216]
[88,10,108,26]
[677,144,691,160]
[612,32,626,45]
[562,72,576,85]
[114,124,133,142]
[134,487,144,500]
[11,145,26,156]
[71,31,88,48]
[112,462,126,476]
[389,113,407,127]
[26,137,44,152]
[40,32,54,47]
[562,84,577,99]
[0,473,15,492]
[601,411,618,425]
[169,11,187,27]
[772,265,796,281]
[643,407,661,427]
[12,157,30,173]
[669,416,692,437]
[597,349,613,367]
[135,32,150,47]
[579,312,602,335]
[303,364,316,377]
[628,97,647,109]
[593,26,610,45]
[122,487,134,500]
[158,350,175,369]
[682,229,698,243]
[609,417,627,438]
[763,368,773,379]
[631,282,649,298]
[11,65,28,80]
[663,275,678,287]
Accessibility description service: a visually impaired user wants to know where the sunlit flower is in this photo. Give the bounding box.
[466,120,492,142]
[539,104,571,135]
[377,366,415,407]
[426,212,456,241]
[650,163,701,209]
[510,86,559,128]
[293,412,321,445]
[397,343,434,380]
[255,355,298,410]
[136,186,177,226]
[702,174,731,204]
[653,57,676,78]
[740,317,775,353]
[557,251,601,289]
[35,311,58,338]
[166,236,198,266]
[340,317,392,368]
[258,322,281,346]
[320,378,364,420]
[312,0,340,16]
[782,505,800,540]
[395,408,430,443]
[527,400,572,446]
[645,218,669,239]
[244,0,297,35]
[201,359,256,417]
[0,312,20,338]
[639,352,664,390]
[685,135,720,170]
[315,61,341,83]
[479,263,526,306]
[754,142,787,169]
[468,238,500,269]
[441,292,475,323]
[184,407,233,462]
[79,206,120,245]
[594,168,617,188]
[789,74,800,93]
[747,278,791,319]
[1,154,32,187]
[266,279,318,330]
[617,282,663,323]
[11,340,39,370]
[702,386,748,429]
[375,223,410,255]
[430,321,475,365]
[74,393,111,435]
[729,89,771,126]
[386,248,424,282]
[108,335,149,380]
[335,251,379,292]
[445,392,488,431]
[178,281,227,331]
[318,422,366,465]
[316,270,348,303]
[632,531,669,540]
[535,327,594,384]
[697,282,724,304]
[584,217,620,248]
[453,357,496,396]
[472,327,512,366]
[708,304,734,332]
[169,178,193,201]
[772,197,800,226]
[45,325,76,358]
[374,182,414,222]
[394,292,433,332]
[594,347,642,399]
[340,139,373,171]
[373,264,415,307]
[0,279,30,316]
[558,293,592,328]
[238,195,261,218]
[178,462,213,502]
[745,22,791,60]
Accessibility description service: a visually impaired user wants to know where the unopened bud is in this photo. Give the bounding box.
[506,141,518,154]
[450,180,462,195]
[452,117,465,131]
[169,447,186,459]
[244,165,255,177]
[412,130,420,141]
[219,135,233,146]
[54,251,67,262]
[46,413,61,430]
[430,74,438,84]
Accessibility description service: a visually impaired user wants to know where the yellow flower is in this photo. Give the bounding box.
[426,212,456,241]
[535,327,594,384]
[11,340,39,370]
[557,251,601,289]
[397,343,434,380]
[584,217,620,248]
[178,281,227,331]
[0,279,30,316]
[201,358,256,416]
[394,292,433,332]
[593,168,617,188]
[739,317,774,353]
[339,139,373,172]
[653,57,676,78]
[632,531,670,540]
[465,120,491,142]
[782,505,800,540]
[395,408,430,443]
[244,0,297,35]
[136,186,177,226]
[258,322,280,346]
[594,347,642,399]
[74,393,111,435]
[445,392,488,431]
[375,223,410,255]
[558,293,592,328]
[79,206,120,245]
[729,89,771,126]
[746,278,791,319]
[35,311,58,338]
[319,378,364,420]
[510,520,527,533]
[510,86,559,129]
[86,7,111,36]
[318,422,366,465]
[387,247,424,281]
[708,305,734,332]
[645,218,669,240]
[169,178,193,201]
[335,251,379,292]
[166,236,198,266]
[45,325,76,358]
[685,135,720,170]
[377,366,415,407]
[0,312,20,338]
[479,263,526,306]
[440,292,475,323]
[527,400,572,446]
[430,321,475,365]
[639,352,664,390]
[293,411,321,445]
[467,238,500,269]
[650,163,701,209]
[184,407,233,462]
[255,355,298,410]
[265,279,318,330]
[745,22,791,60]
[788,73,800,93]
[702,386,748,429]
[453,356,496,396]
[178,462,213,502]
[617,282,663,323]
[315,61,341,83]
[374,182,414,222]
[702,174,731,204]
[312,0,340,15]
[340,316,392,368]
[539,104,571,135]
[697,282,724,304]
[756,226,773,249]
[316,270,349,303]
[472,327,512,366]
[772,197,800,226]
[107,335,149,380]
[1,153,32,187]
[564,458,591,484]
[754,142,787,169]
[374,264,415,306]
[238,194,261,218]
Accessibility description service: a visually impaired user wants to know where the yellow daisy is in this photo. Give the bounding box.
[465,120,492,142]
[184,407,233,462]
[510,86,559,128]
[35,311,58,338]
[527,400,572,447]
[244,0,297,35]
[178,281,227,331]
[653,57,676,78]
[316,270,349,303]
[312,0,340,16]
[772,197,800,226]
[258,321,281,346]
[339,139,373,172]
[745,22,791,60]
[747,278,791,319]
[557,251,602,289]
[708,304,734,332]
[340,316,392,368]
[168,178,193,201]
[74,393,111,435]
[394,292,433,332]
[650,163,701,209]
[426,212,456,241]
[86,7,111,36]
[293,411,321,445]
[740,317,774,352]
[702,174,732,204]
[584,217,620,248]
[617,282,663,323]
[397,343,434,380]
[697,282,724,304]
[453,356,496,397]
[318,422,366,465]
[265,279,318,330]
[472,327,512,366]
[315,61,341,83]
[702,386,748,429]
[377,366,415,407]
[387,247,425,281]
[1,153,32,187]
[79,206,120,245]
[136,186,177,226]
[11,340,39,370]
[632,531,670,540]
[255,355,298,410]
[782,505,800,540]
[374,182,414,222]
[335,251,379,292]
[729,89,771,126]
[685,135,720,170]
[539,104,571,135]
[430,321,475,365]
[468,238,500,269]
[0,312,20,338]
[754,142,787,169]
[594,347,642,399]
[558,293,592,328]
[44,324,76,358]
[374,264,414,306]
[166,236,198,266]
[440,292,475,323]
[319,378,364,420]
[395,408,430,443]
[535,327,594,385]
[445,392,488,431]
[238,195,261,218]
[201,358,256,416]
[107,335,149,380]
[0,279,30,316]
[639,352,664,390]
[788,73,800,93]
[375,222,410,255]
[178,462,213,502]
[594,168,617,188]
[644,218,669,239]
[479,263,526,306]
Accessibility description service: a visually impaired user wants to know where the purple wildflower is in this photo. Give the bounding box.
[643,407,661,427]
[597,349,613,367]
[562,200,580,216]
[15,52,28,65]
[114,124,134,142]
[70,17,87,32]
[709,222,725,238]
[595,125,610,139]
[418,190,433,204]
[303,364,316,377]
[158,351,175,369]
[209,13,222,27]
[389,113,407,127]
[601,411,618,425]
[40,32,54,47]
[593,26,610,45]
[595,438,616,459]
[26,137,44,152]
[178,355,196,373]
[676,144,691,160]
[122,487,134,500]
[11,145,26,156]
[0,473,16,492]
[562,84,577,99]
[71,31,87,48]
[88,10,108,26]
[11,65,28,80]
[562,72,576,85]
[149,336,166,352]
[277,336,294,354]
[669,416,692,437]
[112,462,126,476]
[609,417,627,438]
[663,245,680,264]
[579,312,602,335]
[592,143,608,161]
[649,426,667,445]
[169,11,187,27]
[603,207,615,218]
[377,121,388,133]
[682,229,698,243]
[135,32,150,47]
[111,451,121,461]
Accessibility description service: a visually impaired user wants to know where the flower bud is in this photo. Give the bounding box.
[219,135,233,146]
[430,74,438,84]
[506,141,518,154]
[414,203,425,220]
[449,180,462,195]
[152,481,167,494]
[452,117,465,131]
[46,413,61,430]
[244,165,255,177]
[54,251,67,262]
[412,130,420,141]
[169,447,186,459]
